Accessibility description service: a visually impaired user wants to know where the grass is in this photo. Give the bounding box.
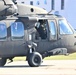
[13,52,76,61]
[44,53,76,60]
[13,56,26,61]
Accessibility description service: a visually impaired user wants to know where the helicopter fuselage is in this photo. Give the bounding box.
[0,15,76,58]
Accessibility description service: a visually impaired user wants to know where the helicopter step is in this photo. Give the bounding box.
[42,48,68,58]
[49,48,68,55]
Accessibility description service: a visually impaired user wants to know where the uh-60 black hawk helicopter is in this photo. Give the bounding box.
[0,0,76,67]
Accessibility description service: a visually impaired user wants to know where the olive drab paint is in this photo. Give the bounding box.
[0,0,76,67]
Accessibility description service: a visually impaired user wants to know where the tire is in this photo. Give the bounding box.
[0,58,6,67]
[27,52,42,67]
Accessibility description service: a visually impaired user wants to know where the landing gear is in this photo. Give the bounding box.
[27,41,42,67]
[0,58,6,67]
[27,52,42,67]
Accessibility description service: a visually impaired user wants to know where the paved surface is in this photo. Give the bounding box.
[0,60,76,75]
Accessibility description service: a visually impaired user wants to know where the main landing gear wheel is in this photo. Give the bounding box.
[0,58,6,67]
[27,52,42,67]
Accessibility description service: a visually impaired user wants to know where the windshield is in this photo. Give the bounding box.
[59,19,73,34]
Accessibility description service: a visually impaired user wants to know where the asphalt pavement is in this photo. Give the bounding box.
[0,60,76,75]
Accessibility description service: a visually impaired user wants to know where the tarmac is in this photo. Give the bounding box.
[0,60,76,75]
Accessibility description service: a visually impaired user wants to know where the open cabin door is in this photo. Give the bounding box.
[34,20,48,41]
[48,20,57,41]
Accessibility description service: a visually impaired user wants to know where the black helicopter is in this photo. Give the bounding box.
[0,0,76,67]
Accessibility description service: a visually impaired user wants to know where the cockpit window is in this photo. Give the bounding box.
[11,22,24,40]
[0,22,7,40]
[59,19,73,34]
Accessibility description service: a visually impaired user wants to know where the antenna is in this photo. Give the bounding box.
[47,10,53,14]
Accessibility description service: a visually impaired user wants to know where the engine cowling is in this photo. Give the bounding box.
[0,0,17,16]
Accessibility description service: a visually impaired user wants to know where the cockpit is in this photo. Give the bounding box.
[34,16,75,41]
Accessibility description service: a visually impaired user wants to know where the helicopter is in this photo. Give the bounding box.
[0,0,76,67]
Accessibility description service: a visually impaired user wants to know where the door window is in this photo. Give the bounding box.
[11,22,24,40]
[49,21,56,35]
[0,22,7,40]
[49,20,57,40]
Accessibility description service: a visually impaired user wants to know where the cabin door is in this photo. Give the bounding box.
[32,20,49,53]
[10,21,26,55]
